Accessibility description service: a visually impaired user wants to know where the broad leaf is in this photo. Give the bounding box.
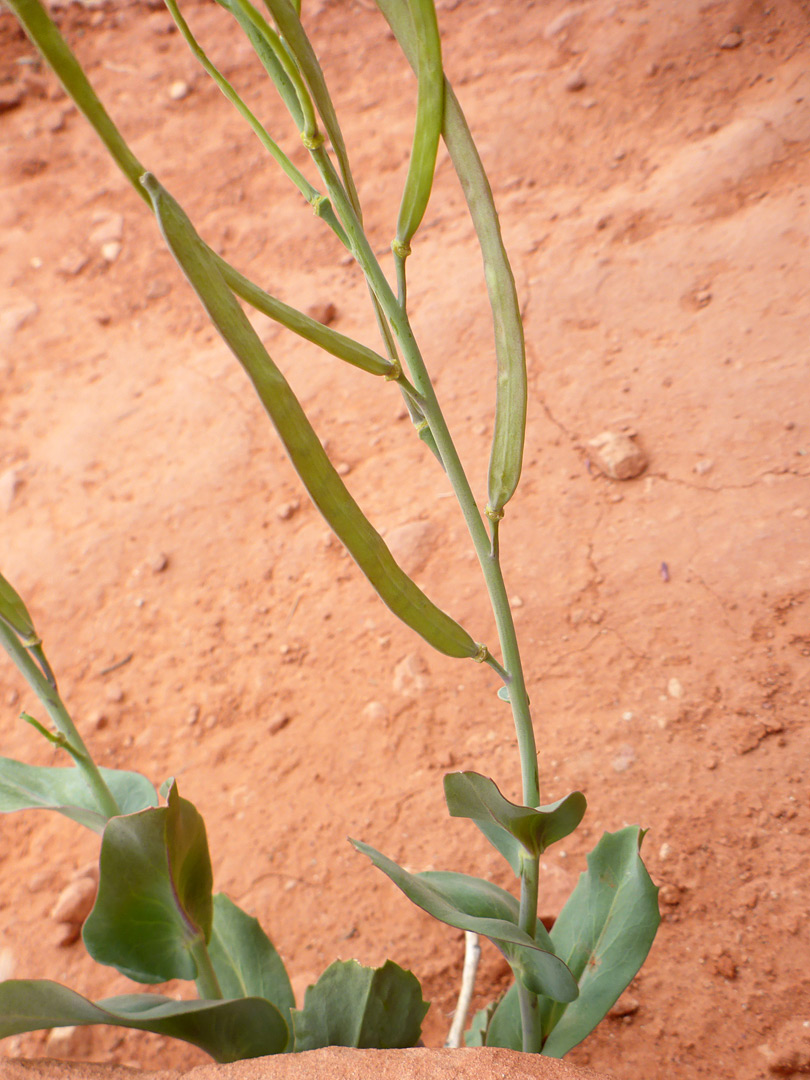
[83,782,213,983]
[352,840,576,1003]
[540,827,659,1056]
[444,773,586,858]
[207,892,294,1044]
[0,979,287,1062]
[464,999,499,1047]
[482,981,522,1050]
[0,757,158,833]
[291,960,427,1050]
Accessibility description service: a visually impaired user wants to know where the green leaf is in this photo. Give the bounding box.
[83,782,213,983]
[208,893,294,1043]
[464,999,499,1047]
[0,980,287,1063]
[539,827,659,1056]
[291,960,427,1050]
[444,773,586,859]
[483,981,522,1050]
[352,840,576,1003]
[0,758,158,833]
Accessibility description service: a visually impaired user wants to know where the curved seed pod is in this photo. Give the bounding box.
[215,259,394,377]
[142,173,479,660]
[375,0,526,515]
[0,572,39,647]
[394,0,443,262]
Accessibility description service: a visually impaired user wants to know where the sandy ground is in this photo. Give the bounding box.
[1,0,809,1077]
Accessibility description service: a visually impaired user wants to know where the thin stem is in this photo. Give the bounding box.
[191,936,224,1000]
[0,622,120,820]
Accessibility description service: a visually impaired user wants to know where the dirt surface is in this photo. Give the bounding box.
[1,0,809,1077]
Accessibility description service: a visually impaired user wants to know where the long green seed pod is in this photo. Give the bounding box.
[261,0,362,218]
[142,173,480,661]
[215,0,304,131]
[375,0,526,516]
[393,0,443,300]
[228,0,321,146]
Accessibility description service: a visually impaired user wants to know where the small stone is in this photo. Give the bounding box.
[587,431,647,480]
[0,85,24,114]
[101,241,122,263]
[694,458,714,475]
[362,701,387,724]
[720,30,743,49]
[714,953,738,980]
[0,299,38,346]
[276,500,300,521]
[89,212,123,246]
[187,704,200,725]
[336,462,352,476]
[105,684,124,703]
[0,467,22,512]
[51,876,98,925]
[667,677,684,699]
[168,79,190,100]
[393,653,430,696]
[611,745,636,773]
[90,710,108,730]
[57,250,90,276]
[269,712,291,734]
[564,69,587,92]
[306,301,338,326]
[6,689,19,707]
[150,551,169,573]
[608,994,639,1018]
[658,884,681,906]
[55,922,82,947]
[510,595,524,608]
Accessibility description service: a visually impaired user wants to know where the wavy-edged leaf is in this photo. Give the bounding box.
[444,772,586,858]
[0,980,287,1063]
[208,892,294,1044]
[0,758,158,833]
[352,840,576,1002]
[540,827,660,1056]
[291,959,427,1050]
[83,782,213,983]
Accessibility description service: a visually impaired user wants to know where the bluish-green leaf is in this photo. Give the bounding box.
[291,959,427,1050]
[0,758,158,833]
[464,999,499,1047]
[83,782,213,983]
[0,979,287,1062]
[444,772,586,858]
[540,827,659,1056]
[352,840,576,1003]
[483,981,522,1050]
[207,892,294,1045]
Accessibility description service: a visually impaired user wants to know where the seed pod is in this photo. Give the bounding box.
[375,0,527,515]
[394,0,443,260]
[0,572,39,646]
[142,173,479,660]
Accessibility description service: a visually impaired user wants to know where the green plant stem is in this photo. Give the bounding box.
[191,937,224,1000]
[310,127,543,1050]
[0,622,120,820]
